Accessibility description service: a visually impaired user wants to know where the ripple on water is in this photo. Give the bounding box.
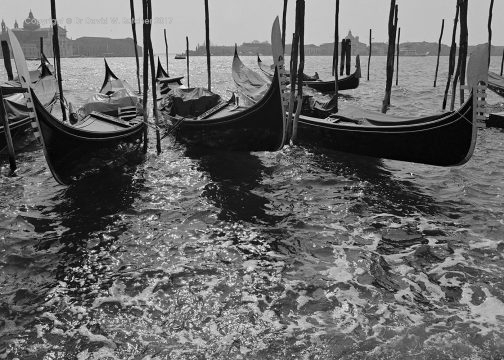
[1,56,504,359]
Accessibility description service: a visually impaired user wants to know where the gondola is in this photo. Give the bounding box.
[71,59,144,123]
[1,55,57,152]
[487,71,504,97]
[234,43,489,167]
[156,57,184,97]
[7,28,146,185]
[258,54,361,93]
[160,17,288,152]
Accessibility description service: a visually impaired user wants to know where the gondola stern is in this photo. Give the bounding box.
[458,43,490,166]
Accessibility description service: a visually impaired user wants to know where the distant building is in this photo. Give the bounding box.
[0,10,141,59]
[0,10,73,58]
[73,37,142,58]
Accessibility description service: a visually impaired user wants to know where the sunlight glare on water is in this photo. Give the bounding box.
[1,55,504,359]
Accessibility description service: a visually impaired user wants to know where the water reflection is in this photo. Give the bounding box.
[186,147,284,225]
[40,168,144,302]
[307,147,443,216]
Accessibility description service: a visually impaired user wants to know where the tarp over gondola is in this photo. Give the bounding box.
[488,71,504,97]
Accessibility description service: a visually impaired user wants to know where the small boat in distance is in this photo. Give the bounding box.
[174,53,186,59]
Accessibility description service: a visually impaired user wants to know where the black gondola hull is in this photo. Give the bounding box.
[169,70,286,152]
[31,89,146,184]
[303,73,360,93]
[297,95,475,167]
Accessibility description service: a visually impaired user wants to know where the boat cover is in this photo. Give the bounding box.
[162,87,221,118]
[232,55,269,102]
[488,71,504,90]
[3,93,31,122]
[79,87,141,118]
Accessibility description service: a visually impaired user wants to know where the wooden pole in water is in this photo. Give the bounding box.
[39,37,43,57]
[450,0,468,110]
[287,29,299,142]
[396,27,400,86]
[146,0,161,154]
[0,88,16,173]
[129,0,141,94]
[456,0,468,108]
[381,1,398,113]
[141,0,149,152]
[442,2,459,110]
[339,39,346,76]
[292,0,305,143]
[333,0,339,110]
[204,0,211,91]
[488,0,494,67]
[434,19,444,87]
[501,48,504,76]
[367,29,372,81]
[186,36,190,87]
[164,29,169,77]
[346,39,351,75]
[282,0,288,51]
[50,0,67,122]
[1,41,13,81]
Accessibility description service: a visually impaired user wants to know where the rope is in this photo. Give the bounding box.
[161,116,186,139]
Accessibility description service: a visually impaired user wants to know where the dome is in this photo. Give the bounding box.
[23,10,40,31]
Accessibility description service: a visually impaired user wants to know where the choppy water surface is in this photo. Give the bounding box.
[1,55,504,359]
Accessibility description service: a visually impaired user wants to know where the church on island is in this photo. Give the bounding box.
[1,10,73,59]
[1,10,141,59]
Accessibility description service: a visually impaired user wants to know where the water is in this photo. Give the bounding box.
[1,55,504,359]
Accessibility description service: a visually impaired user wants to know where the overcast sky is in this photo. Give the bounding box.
[2,0,502,53]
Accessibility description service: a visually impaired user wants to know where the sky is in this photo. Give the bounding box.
[1,0,502,53]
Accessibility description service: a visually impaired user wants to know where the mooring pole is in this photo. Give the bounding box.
[186,36,190,87]
[129,0,141,94]
[1,41,13,81]
[339,39,345,76]
[488,0,494,67]
[442,3,459,110]
[333,0,339,110]
[457,0,468,107]
[382,1,398,113]
[450,0,468,111]
[292,0,305,143]
[145,0,161,154]
[50,0,67,121]
[141,0,149,152]
[0,88,16,173]
[164,29,169,77]
[434,19,444,87]
[39,37,43,57]
[282,0,288,51]
[501,48,504,76]
[346,39,351,75]
[395,27,400,86]
[204,0,211,91]
[287,30,299,141]
[367,29,372,81]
